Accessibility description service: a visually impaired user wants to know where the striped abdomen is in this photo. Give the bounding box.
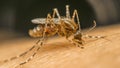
[29,24,58,37]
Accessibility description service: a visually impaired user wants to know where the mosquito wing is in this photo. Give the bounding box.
[31,18,46,24]
[31,18,59,24]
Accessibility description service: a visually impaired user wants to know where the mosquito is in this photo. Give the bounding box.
[1,5,105,68]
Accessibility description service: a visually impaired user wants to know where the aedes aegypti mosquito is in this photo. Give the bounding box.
[1,5,105,68]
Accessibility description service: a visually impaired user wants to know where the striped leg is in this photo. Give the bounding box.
[2,40,40,63]
[83,34,105,39]
[72,9,81,31]
[66,5,71,19]
[15,39,44,68]
[84,34,111,42]
[52,8,61,19]
[14,13,50,68]
[1,14,51,65]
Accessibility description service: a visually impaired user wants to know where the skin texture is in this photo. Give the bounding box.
[0,24,120,68]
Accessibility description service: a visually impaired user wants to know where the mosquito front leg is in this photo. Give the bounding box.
[65,37,77,47]
[65,36,84,49]
[72,38,85,47]
[83,34,105,39]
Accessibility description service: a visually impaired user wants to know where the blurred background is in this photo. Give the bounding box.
[0,0,120,67]
[0,0,120,38]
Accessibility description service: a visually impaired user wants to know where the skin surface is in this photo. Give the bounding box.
[0,24,120,68]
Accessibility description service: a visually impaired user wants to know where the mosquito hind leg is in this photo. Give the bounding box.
[1,40,41,64]
[14,39,44,68]
[2,13,53,65]
[14,13,50,68]
[15,34,46,68]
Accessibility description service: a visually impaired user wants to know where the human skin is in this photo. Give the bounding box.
[0,24,120,68]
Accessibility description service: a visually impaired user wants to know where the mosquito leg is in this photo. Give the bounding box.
[66,5,71,19]
[72,10,81,31]
[14,13,51,68]
[1,14,52,64]
[52,8,61,19]
[2,40,41,64]
[65,37,84,49]
[83,34,105,39]
[47,13,58,27]
[72,38,85,49]
[83,34,110,41]
[66,37,76,46]
[15,39,44,68]
[15,33,46,68]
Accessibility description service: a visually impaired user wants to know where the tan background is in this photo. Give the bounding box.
[0,24,120,68]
